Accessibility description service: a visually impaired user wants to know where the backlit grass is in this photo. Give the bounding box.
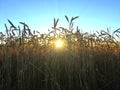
[0,16,120,90]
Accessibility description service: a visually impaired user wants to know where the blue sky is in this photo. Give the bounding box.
[0,0,120,34]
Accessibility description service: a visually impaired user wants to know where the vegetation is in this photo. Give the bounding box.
[0,16,120,90]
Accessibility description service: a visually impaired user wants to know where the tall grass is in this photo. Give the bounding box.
[0,16,120,90]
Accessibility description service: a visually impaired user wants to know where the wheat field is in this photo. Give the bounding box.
[0,16,120,90]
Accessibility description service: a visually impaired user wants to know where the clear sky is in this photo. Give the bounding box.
[0,0,120,34]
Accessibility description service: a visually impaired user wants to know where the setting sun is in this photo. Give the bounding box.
[55,40,63,48]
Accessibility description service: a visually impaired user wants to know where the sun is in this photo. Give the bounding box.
[55,40,63,48]
[53,39,67,50]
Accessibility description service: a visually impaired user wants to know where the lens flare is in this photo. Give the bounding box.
[55,40,63,48]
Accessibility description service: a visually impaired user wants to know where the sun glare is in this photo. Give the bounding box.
[55,40,64,48]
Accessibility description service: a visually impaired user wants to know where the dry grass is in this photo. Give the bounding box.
[0,16,120,90]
